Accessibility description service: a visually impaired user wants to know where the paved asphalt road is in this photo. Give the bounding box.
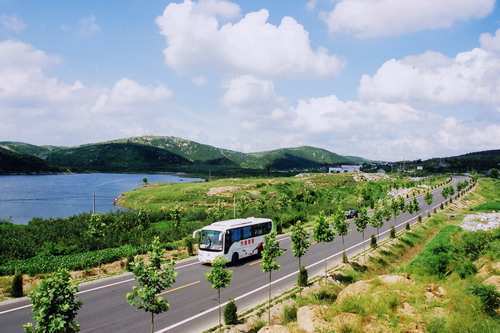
[0,176,467,333]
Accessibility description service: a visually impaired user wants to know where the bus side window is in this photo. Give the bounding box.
[242,226,252,240]
[231,228,241,242]
[265,222,272,234]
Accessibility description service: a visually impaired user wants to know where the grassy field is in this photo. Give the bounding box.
[471,178,500,212]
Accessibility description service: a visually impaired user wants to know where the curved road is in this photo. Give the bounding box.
[0,176,468,333]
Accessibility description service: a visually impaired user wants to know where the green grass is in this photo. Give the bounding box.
[471,178,500,212]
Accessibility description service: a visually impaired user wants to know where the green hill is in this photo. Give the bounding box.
[0,141,60,159]
[46,142,192,172]
[248,146,358,170]
[420,150,500,172]
[0,136,369,174]
[0,147,56,174]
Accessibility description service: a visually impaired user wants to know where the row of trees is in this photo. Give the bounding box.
[21,181,464,332]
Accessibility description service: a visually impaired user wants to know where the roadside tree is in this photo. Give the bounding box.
[425,191,433,206]
[127,236,176,333]
[290,220,310,287]
[313,212,335,280]
[261,231,283,325]
[206,256,232,332]
[23,270,81,333]
[354,207,369,253]
[332,208,349,262]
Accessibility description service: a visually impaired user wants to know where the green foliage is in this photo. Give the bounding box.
[0,244,138,276]
[390,226,396,239]
[24,270,81,333]
[290,220,310,260]
[11,271,23,297]
[468,283,500,316]
[261,232,283,273]
[313,213,334,243]
[282,304,297,323]
[491,168,499,179]
[353,208,369,235]
[223,299,238,325]
[184,237,194,256]
[425,191,433,206]
[0,146,55,174]
[370,234,377,249]
[127,237,176,331]
[332,208,348,239]
[298,266,308,287]
[206,257,232,290]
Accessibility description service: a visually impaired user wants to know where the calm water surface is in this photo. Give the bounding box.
[0,173,202,224]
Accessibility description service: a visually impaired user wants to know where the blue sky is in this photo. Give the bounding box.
[0,0,499,160]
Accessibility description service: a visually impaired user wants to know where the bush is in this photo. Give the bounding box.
[405,222,410,231]
[468,283,500,316]
[390,226,396,239]
[11,271,23,297]
[342,252,348,263]
[454,259,477,279]
[282,304,297,323]
[370,235,377,249]
[184,237,194,256]
[223,299,238,325]
[298,266,308,287]
[126,255,134,272]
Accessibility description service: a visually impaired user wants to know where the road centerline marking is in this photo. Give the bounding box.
[159,281,200,296]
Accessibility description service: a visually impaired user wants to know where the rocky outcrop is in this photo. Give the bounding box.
[336,280,372,303]
[483,275,500,292]
[297,305,328,333]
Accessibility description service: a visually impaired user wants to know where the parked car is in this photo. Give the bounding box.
[345,209,358,219]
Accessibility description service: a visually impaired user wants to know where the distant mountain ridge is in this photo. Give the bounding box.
[0,136,367,174]
[0,147,56,174]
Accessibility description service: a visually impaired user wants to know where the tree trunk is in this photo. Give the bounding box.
[268,271,272,325]
[362,230,365,261]
[151,313,154,333]
[218,288,222,332]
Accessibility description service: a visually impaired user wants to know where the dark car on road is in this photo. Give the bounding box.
[345,209,358,219]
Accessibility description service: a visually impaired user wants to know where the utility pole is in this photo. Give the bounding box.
[92,192,96,214]
[233,195,236,219]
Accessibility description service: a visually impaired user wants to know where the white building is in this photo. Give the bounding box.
[329,165,361,173]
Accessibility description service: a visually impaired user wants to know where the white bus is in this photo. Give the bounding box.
[194,217,273,265]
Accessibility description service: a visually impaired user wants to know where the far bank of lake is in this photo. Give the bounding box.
[0,173,202,224]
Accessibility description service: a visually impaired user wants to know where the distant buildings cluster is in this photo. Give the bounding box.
[328,165,361,173]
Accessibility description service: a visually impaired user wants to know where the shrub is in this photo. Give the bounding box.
[313,286,338,302]
[223,299,238,325]
[454,259,477,279]
[342,252,349,263]
[390,227,396,239]
[126,255,134,272]
[184,237,194,256]
[11,271,23,297]
[468,283,500,316]
[370,235,377,249]
[282,304,297,323]
[248,319,265,333]
[405,222,410,231]
[297,266,308,287]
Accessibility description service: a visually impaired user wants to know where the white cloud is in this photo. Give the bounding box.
[156,0,343,78]
[0,40,181,145]
[324,0,495,38]
[288,95,500,160]
[78,15,100,37]
[359,47,500,107]
[222,75,285,112]
[480,28,500,53]
[0,14,26,33]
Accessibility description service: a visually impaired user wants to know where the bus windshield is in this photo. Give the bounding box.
[199,230,223,252]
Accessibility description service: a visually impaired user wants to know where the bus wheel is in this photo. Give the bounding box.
[231,252,239,266]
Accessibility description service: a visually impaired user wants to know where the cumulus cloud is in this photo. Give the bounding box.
[359,46,500,107]
[156,0,343,78]
[324,0,495,38]
[0,40,180,145]
[0,14,27,33]
[480,28,500,53]
[288,95,500,160]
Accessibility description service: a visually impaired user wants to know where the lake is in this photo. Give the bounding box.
[0,173,202,224]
